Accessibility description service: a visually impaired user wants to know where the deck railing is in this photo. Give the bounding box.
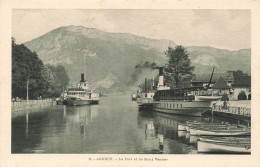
[212,104,251,117]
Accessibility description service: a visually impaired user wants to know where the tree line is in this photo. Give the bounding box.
[12,38,69,99]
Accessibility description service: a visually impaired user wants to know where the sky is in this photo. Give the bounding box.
[12,9,251,51]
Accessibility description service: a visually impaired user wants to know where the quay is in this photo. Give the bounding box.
[12,99,56,112]
[211,101,251,122]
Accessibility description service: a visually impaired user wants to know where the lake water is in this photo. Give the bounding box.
[12,95,244,154]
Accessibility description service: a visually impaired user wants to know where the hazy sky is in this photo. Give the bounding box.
[12,9,250,51]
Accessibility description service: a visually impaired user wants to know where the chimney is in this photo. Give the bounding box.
[81,73,84,82]
[158,67,164,87]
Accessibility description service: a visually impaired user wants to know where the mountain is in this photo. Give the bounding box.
[187,46,251,74]
[24,25,251,92]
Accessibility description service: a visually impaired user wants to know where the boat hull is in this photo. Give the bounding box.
[136,97,152,105]
[67,99,99,106]
[195,95,222,101]
[199,137,251,143]
[190,128,251,136]
[153,100,212,116]
[197,141,251,153]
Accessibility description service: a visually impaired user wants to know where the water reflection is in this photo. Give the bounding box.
[12,95,244,154]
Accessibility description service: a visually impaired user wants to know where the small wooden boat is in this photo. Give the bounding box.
[186,122,232,132]
[190,128,251,136]
[199,137,251,143]
[197,140,251,153]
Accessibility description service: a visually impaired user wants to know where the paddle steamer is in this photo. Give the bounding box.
[152,67,214,116]
[66,74,99,106]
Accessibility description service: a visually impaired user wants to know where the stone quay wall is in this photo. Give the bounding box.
[12,99,56,112]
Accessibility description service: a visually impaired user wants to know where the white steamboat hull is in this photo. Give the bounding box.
[136,98,152,105]
[153,101,212,117]
[67,99,99,106]
[197,141,251,153]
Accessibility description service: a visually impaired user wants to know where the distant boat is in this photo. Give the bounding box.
[66,73,99,106]
[131,93,137,101]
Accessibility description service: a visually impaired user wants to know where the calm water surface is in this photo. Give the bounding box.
[12,95,240,154]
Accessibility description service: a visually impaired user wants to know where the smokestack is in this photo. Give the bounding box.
[158,67,164,87]
[145,78,147,92]
[81,73,84,82]
[159,67,164,76]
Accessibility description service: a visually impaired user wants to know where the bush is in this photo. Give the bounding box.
[238,91,247,100]
[221,93,229,101]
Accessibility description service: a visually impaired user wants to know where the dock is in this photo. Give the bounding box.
[212,103,251,122]
[12,99,56,112]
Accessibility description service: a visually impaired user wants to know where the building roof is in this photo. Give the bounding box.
[191,72,234,83]
[232,75,251,87]
[212,77,230,89]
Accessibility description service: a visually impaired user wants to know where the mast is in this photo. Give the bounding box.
[84,54,86,76]
[207,67,215,90]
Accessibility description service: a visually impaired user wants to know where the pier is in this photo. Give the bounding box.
[212,102,251,122]
[12,99,56,112]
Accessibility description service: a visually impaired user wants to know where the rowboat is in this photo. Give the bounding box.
[197,140,251,153]
[190,128,251,136]
[187,124,242,132]
[199,136,251,143]
[185,122,232,132]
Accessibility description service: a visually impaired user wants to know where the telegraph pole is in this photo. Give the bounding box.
[26,80,29,103]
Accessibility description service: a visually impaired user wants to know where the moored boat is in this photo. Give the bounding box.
[195,95,222,101]
[66,74,99,106]
[197,140,251,153]
[135,78,155,110]
[152,67,215,117]
[190,127,251,136]
[131,93,137,101]
[199,136,251,143]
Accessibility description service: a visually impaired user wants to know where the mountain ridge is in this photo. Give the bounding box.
[24,25,251,92]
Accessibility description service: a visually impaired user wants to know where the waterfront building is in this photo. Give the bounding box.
[191,72,234,88]
[231,75,251,100]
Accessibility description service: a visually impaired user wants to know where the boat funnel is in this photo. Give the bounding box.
[81,73,85,82]
[159,67,164,76]
[145,78,147,92]
[158,67,164,87]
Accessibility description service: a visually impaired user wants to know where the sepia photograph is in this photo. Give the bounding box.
[10,9,252,154]
[1,1,260,166]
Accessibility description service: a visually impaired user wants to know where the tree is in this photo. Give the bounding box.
[12,37,70,99]
[164,45,195,88]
